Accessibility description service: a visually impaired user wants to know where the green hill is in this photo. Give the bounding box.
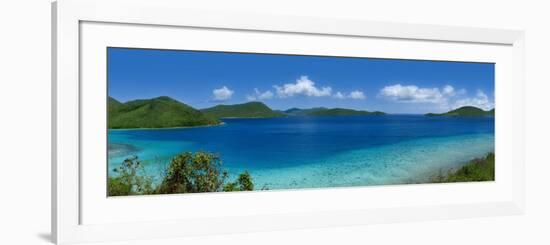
[284,107,327,116]
[426,106,494,117]
[108,96,220,129]
[201,102,286,118]
[284,107,385,116]
[108,97,123,115]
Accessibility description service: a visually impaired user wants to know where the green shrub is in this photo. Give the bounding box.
[108,152,255,196]
[434,153,495,183]
[107,176,133,196]
[108,156,153,196]
[222,182,239,192]
[237,171,254,191]
[222,171,254,192]
[156,152,227,194]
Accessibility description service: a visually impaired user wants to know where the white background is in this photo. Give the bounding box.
[0,0,548,244]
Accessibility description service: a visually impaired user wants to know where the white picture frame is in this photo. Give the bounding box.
[52,0,525,244]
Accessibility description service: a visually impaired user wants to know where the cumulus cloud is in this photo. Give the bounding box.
[378,84,445,103]
[348,90,366,100]
[442,85,467,97]
[442,85,455,96]
[246,88,274,101]
[274,76,332,98]
[212,86,234,101]
[452,90,494,110]
[333,91,365,100]
[333,91,345,99]
[379,83,493,112]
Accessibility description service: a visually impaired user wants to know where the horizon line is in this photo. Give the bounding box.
[108,95,495,114]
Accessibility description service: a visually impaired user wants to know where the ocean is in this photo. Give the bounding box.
[108,115,494,189]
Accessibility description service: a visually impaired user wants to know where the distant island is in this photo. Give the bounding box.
[109,96,387,129]
[108,96,495,130]
[201,101,286,118]
[425,106,494,117]
[283,107,385,116]
[108,96,220,129]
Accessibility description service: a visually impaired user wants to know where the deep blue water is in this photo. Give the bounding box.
[108,115,494,188]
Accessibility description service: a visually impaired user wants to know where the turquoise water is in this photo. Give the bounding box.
[108,115,494,189]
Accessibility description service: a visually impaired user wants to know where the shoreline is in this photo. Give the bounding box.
[219,116,282,119]
[108,121,226,131]
[432,152,495,183]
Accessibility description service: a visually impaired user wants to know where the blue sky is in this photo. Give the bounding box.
[108,47,494,114]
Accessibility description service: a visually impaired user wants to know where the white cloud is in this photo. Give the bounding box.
[333,90,366,100]
[379,83,493,112]
[212,86,234,101]
[442,85,467,96]
[442,85,455,96]
[274,76,332,98]
[378,84,445,103]
[348,90,366,100]
[246,88,274,101]
[333,91,345,99]
[452,90,494,110]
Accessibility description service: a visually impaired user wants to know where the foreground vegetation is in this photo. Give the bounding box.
[433,153,495,183]
[109,150,496,195]
[425,106,494,117]
[108,151,254,196]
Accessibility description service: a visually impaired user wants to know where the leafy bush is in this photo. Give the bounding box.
[155,152,256,194]
[434,153,495,183]
[156,152,227,194]
[107,176,133,196]
[108,151,256,196]
[108,156,153,196]
[222,182,239,192]
[236,171,254,191]
[222,171,254,192]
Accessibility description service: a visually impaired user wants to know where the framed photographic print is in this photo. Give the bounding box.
[106,48,496,196]
[52,0,525,244]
